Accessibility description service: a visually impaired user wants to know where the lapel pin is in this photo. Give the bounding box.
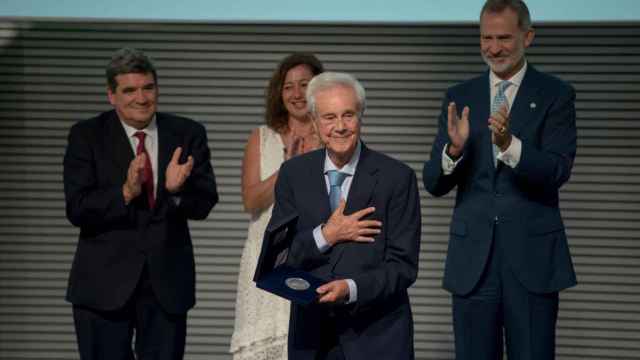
[530,102,536,109]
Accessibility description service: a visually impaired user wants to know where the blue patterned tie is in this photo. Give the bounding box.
[327,170,348,212]
[492,80,511,166]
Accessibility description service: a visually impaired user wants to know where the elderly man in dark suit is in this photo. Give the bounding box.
[422,1,577,359]
[267,71,421,360]
[63,47,218,360]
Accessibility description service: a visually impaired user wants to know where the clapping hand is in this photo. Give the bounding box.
[488,103,512,151]
[165,147,194,194]
[446,102,470,158]
[284,136,303,160]
[122,153,147,203]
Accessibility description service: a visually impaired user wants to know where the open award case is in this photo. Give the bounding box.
[253,213,326,305]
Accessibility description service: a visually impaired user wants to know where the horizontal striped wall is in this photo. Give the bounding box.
[0,20,638,359]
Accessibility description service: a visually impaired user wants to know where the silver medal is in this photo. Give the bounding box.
[285,277,310,291]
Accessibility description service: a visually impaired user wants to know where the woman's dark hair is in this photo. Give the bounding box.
[265,53,324,132]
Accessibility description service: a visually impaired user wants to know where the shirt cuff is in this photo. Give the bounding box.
[312,225,331,253]
[441,144,463,175]
[496,136,522,168]
[345,279,357,304]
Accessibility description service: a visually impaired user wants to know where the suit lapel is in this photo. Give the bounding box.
[156,113,180,204]
[471,74,496,173]
[309,149,332,223]
[509,66,542,138]
[344,145,378,216]
[104,110,134,177]
[330,144,379,269]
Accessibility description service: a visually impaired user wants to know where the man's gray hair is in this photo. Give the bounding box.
[106,47,157,92]
[306,72,366,118]
[481,0,532,31]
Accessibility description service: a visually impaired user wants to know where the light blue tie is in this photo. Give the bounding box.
[327,170,348,212]
[492,80,512,166]
[492,80,511,114]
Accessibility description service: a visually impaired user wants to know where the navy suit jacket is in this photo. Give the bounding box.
[63,110,218,314]
[269,144,421,360]
[423,65,577,296]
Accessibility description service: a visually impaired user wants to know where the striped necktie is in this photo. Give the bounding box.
[492,80,511,166]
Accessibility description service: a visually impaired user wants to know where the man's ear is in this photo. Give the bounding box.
[107,87,115,106]
[524,28,535,48]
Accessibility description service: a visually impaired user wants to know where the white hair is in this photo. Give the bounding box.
[306,72,366,118]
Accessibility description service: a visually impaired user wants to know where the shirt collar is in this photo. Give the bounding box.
[120,115,157,139]
[490,60,528,89]
[324,140,361,176]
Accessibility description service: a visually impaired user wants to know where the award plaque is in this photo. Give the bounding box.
[253,213,326,305]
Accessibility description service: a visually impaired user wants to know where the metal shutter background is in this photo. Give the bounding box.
[0,20,638,360]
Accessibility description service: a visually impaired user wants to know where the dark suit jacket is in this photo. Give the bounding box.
[63,110,218,314]
[269,144,421,360]
[423,65,577,296]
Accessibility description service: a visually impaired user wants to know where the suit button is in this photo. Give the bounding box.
[494,216,499,223]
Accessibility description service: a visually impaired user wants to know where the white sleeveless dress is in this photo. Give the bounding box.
[230,125,289,360]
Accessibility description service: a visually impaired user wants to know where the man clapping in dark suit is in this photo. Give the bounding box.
[422,1,577,359]
[268,71,421,360]
[63,47,218,360]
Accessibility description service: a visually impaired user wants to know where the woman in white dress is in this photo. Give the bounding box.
[230,53,325,360]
